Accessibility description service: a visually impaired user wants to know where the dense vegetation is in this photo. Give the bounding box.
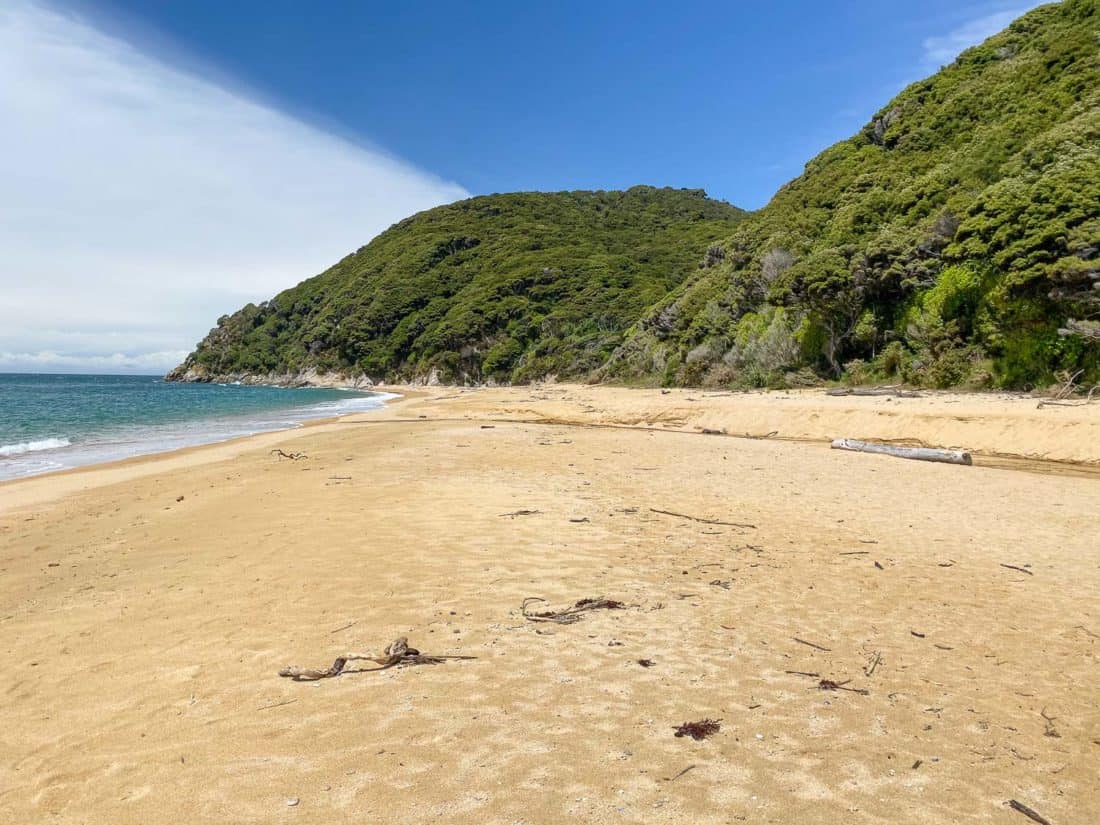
[604,0,1099,389]
[169,187,743,383]
[172,0,1098,390]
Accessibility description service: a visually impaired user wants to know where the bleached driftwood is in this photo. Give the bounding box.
[825,387,922,398]
[830,438,972,466]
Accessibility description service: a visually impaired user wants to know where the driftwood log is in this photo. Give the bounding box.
[826,387,922,398]
[831,439,972,466]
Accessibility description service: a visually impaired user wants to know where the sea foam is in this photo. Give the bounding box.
[0,437,72,457]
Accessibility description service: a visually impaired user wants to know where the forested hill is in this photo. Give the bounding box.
[602,0,1099,389]
[171,0,1098,390]
[167,187,744,384]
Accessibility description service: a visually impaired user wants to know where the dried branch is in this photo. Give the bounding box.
[271,449,307,460]
[278,637,472,680]
[864,652,882,677]
[1008,799,1052,825]
[256,698,298,712]
[665,765,697,782]
[521,596,626,624]
[817,679,869,695]
[649,508,756,529]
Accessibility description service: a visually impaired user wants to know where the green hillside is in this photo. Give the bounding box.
[172,0,1098,390]
[168,187,744,383]
[603,0,1099,389]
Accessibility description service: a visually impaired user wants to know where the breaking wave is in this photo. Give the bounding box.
[0,437,72,457]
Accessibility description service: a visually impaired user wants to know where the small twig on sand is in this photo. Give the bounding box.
[1000,563,1034,576]
[256,698,298,712]
[271,449,307,460]
[1041,708,1061,738]
[500,509,542,518]
[817,679,869,695]
[785,670,821,678]
[649,508,756,529]
[864,652,883,677]
[792,637,832,652]
[329,621,358,634]
[1008,799,1052,825]
[665,765,697,781]
[522,597,626,624]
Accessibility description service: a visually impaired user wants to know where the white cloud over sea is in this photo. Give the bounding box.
[921,2,1052,67]
[0,0,468,374]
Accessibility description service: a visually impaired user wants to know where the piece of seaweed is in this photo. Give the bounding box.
[673,719,722,740]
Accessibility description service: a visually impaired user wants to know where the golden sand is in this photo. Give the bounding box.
[1,385,1097,824]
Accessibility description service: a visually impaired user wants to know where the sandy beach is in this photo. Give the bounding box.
[1,385,1097,824]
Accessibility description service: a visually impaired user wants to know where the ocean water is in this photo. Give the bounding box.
[0,374,395,481]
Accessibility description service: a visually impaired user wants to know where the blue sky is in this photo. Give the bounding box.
[76,0,1048,208]
[0,0,1049,372]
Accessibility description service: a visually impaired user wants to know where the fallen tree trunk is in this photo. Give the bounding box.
[826,387,922,398]
[830,438,972,466]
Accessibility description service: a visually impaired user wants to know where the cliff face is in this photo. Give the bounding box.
[173,1,1098,390]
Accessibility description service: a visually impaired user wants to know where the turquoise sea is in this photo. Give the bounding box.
[0,374,393,481]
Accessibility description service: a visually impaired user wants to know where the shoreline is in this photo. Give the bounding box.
[2,384,1097,517]
[4,385,1095,514]
[0,385,407,489]
[0,389,426,516]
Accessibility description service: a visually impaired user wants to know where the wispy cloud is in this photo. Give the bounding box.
[0,1,469,374]
[921,2,1052,67]
[0,349,190,373]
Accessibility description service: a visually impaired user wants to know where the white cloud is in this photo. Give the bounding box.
[0,0,468,374]
[0,349,190,372]
[921,2,1052,67]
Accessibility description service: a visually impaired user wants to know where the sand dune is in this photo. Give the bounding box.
[1,386,1097,824]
